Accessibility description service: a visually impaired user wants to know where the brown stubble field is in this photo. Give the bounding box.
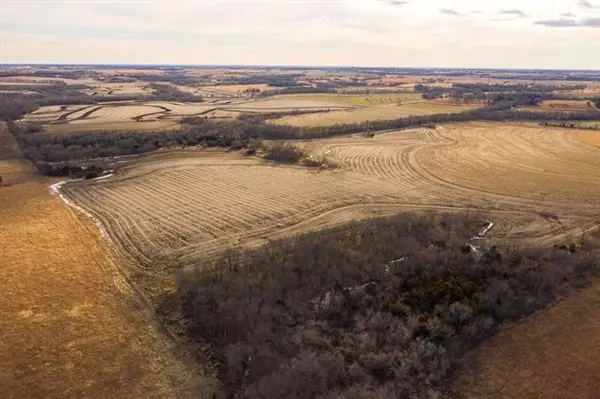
[271,100,477,127]
[452,255,600,399]
[61,122,600,286]
[4,65,600,398]
[13,111,600,398]
[18,97,352,135]
[0,122,205,398]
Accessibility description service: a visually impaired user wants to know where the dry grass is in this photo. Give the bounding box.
[557,87,600,98]
[0,76,99,85]
[0,122,205,398]
[0,123,36,185]
[272,101,477,127]
[79,82,154,97]
[62,123,600,277]
[518,105,580,114]
[540,99,595,111]
[279,93,423,106]
[228,97,350,111]
[62,152,402,267]
[22,103,181,135]
[418,122,600,204]
[43,120,181,134]
[197,84,277,96]
[578,129,600,147]
[453,266,600,399]
[18,98,350,135]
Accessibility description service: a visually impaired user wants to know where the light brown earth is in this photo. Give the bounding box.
[31,119,600,398]
[418,123,600,204]
[0,123,36,185]
[578,129,600,147]
[0,123,205,398]
[62,123,600,277]
[79,82,154,97]
[19,97,352,134]
[540,99,595,111]
[278,93,424,106]
[196,84,278,97]
[453,257,600,399]
[0,76,100,86]
[273,101,477,127]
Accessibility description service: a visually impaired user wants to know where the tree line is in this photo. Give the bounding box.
[3,83,600,177]
[10,105,600,176]
[415,82,589,105]
[0,82,203,122]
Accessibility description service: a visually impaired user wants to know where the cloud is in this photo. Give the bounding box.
[439,8,461,16]
[583,17,600,26]
[562,12,575,17]
[578,0,599,8]
[382,0,407,6]
[536,18,579,27]
[500,9,527,18]
[1,0,599,69]
[535,17,600,27]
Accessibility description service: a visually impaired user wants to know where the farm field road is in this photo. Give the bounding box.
[0,124,203,398]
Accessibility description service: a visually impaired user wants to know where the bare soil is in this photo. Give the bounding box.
[272,101,477,127]
[453,267,600,398]
[62,123,600,277]
[0,123,207,398]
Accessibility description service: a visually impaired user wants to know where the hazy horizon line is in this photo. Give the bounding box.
[1,62,599,73]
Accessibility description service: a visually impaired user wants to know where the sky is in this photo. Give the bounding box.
[0,0,599,69]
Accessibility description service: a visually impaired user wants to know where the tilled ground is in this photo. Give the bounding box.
[0,123,206,398]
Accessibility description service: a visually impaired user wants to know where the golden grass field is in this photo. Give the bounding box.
[539,99,596,111]
[453,239,600,398]
[7,110,600,398]
[578,129,600,146]
[61,123,600,277]
[78,82,154,97]
[57,121,600,399]
[196,84,277,97]
[0,76,100,86]
[279,93,424,106]
[16,91,475,135]
[0,123,204,398]
[272,101,477,127]
[19,97,352,134]
[418,123,600,204]
[5,66,600,398]
[0,122,36,185]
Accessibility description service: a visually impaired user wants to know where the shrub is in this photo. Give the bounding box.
[263,142,304,164]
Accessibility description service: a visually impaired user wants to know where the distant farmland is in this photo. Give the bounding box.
[272,101,478,127]
[19,97,352,134]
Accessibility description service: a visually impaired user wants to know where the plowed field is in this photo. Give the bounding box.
[61,122,600,272]
[19,97,352,134]
[0,122,203,398]
[273,102,477,126]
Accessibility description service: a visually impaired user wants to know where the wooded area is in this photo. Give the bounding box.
[164,213,600,398]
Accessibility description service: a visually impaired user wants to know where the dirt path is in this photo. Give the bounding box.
[0,123,207,398]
